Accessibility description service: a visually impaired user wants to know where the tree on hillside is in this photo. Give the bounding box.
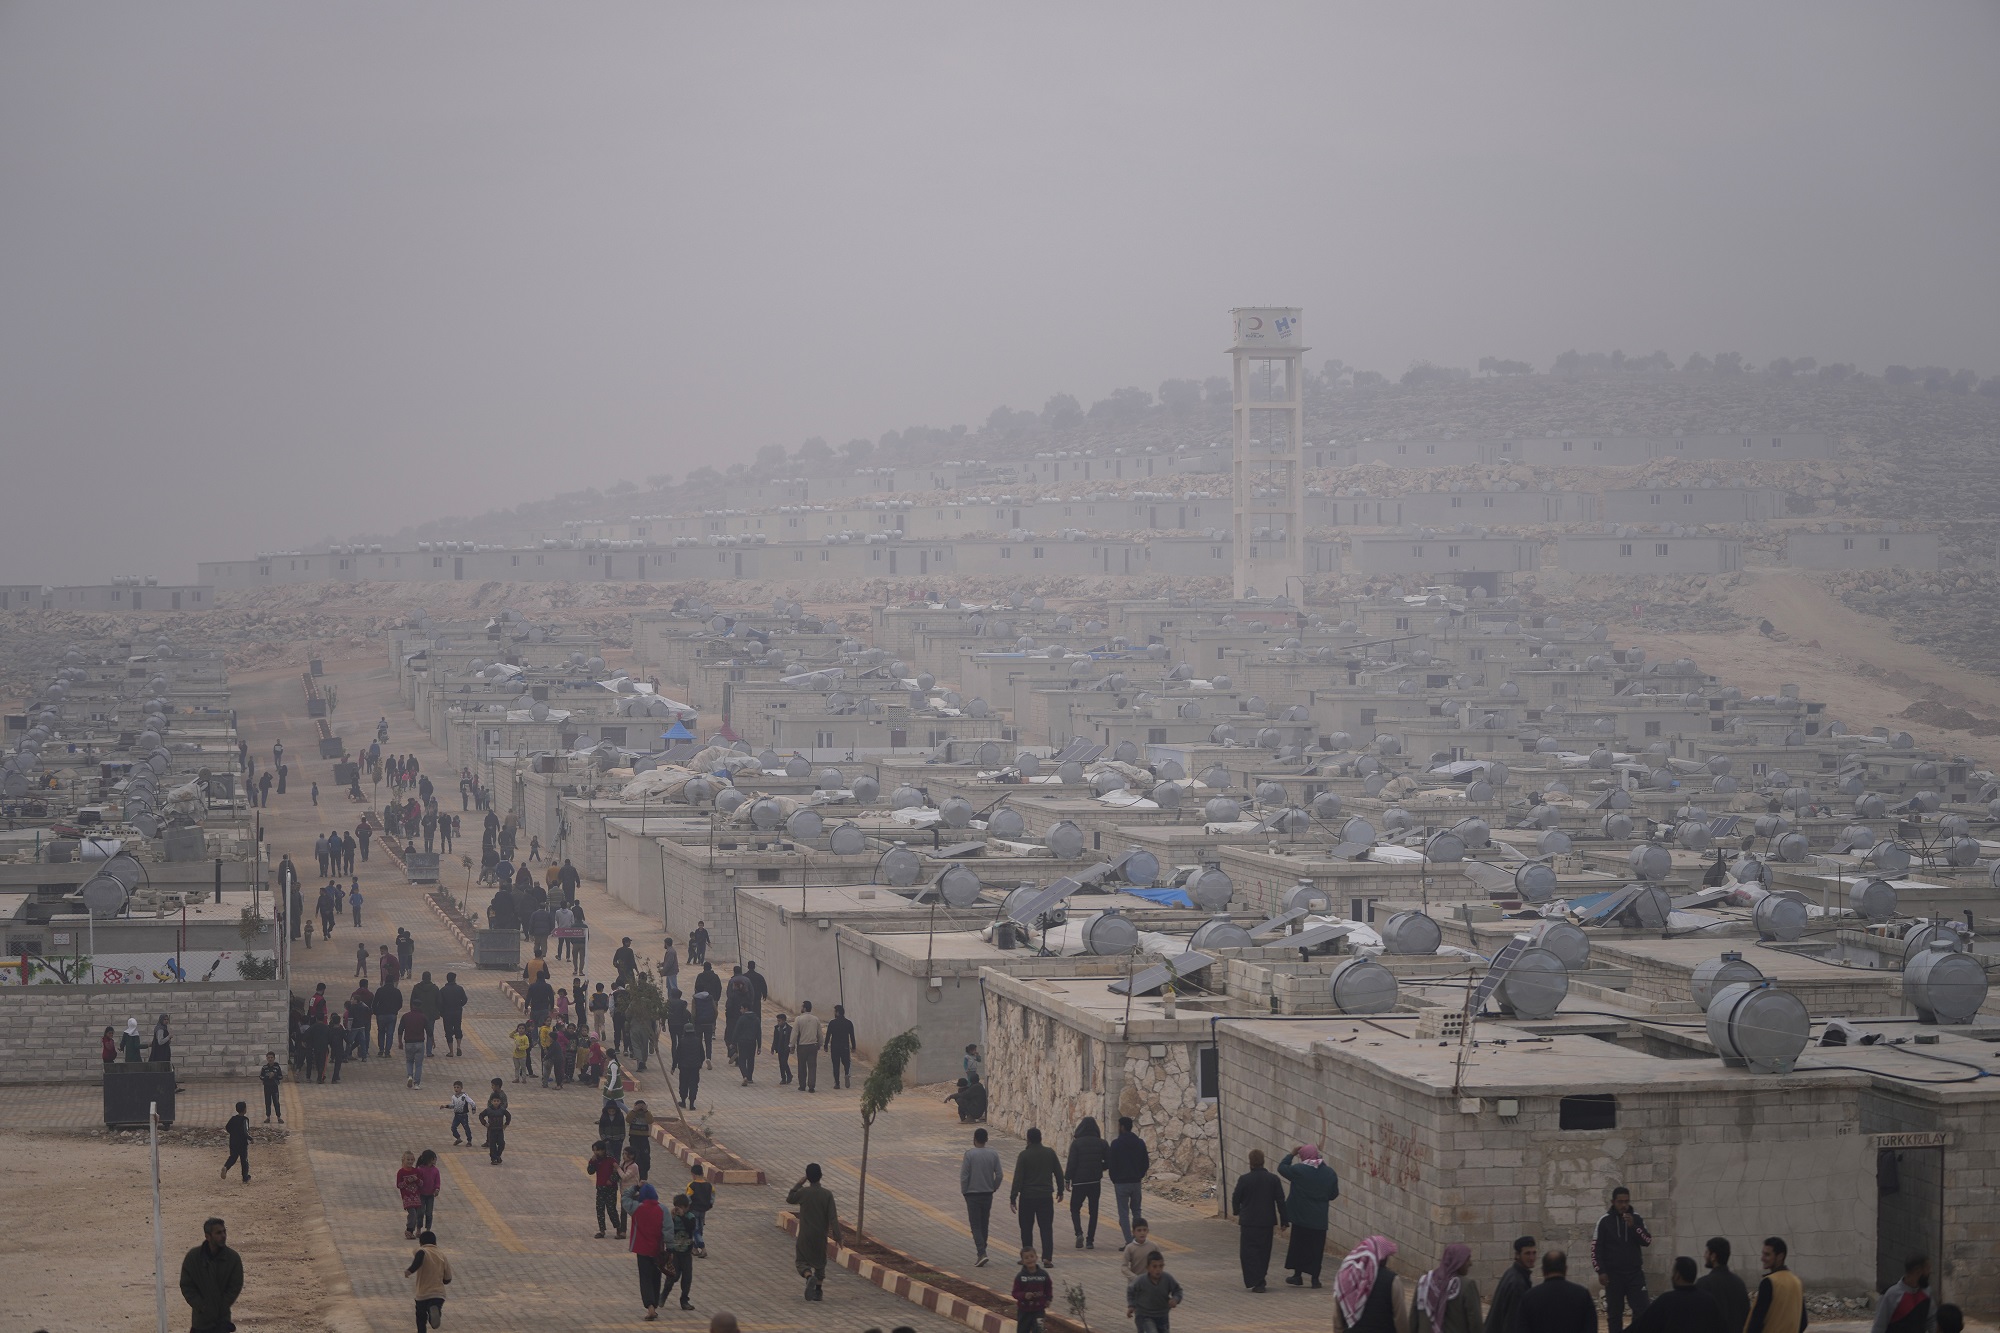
[1042,392,1083,429]
[797,437,832,463]
[686,466,721,487]
[1158,378,1202,413]
[844,437,875,462]
[646,472,675,489]
[1204,375,1233,403]
[756,443,787,467]
[1478,356,1534,376]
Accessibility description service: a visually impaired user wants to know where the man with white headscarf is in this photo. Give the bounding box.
[1336,1236,1408,1333]
[1414,1243,1482,1333]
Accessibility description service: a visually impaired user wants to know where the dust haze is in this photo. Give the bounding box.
[1,3,1996,583]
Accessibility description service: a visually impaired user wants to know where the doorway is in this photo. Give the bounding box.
[1876,1143,1944,1297]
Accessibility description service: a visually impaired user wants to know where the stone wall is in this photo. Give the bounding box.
[980,985,1217,1187]
[0,980,289,1084]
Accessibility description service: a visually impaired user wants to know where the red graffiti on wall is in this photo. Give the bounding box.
[1359,1118,1426,1188]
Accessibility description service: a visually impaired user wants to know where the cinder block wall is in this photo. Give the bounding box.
[0,980,289,1084]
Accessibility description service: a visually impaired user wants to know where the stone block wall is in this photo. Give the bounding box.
[0,980,289,1084]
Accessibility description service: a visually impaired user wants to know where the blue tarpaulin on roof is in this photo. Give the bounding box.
[1121,887,1194,908]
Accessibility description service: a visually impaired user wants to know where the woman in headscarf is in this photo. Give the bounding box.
[1335,1235,1407,1333]
[148,1013,173,1063]
[121,1018,144,1062]
[628,1182,667,1320]
[1412,1243,1480,1333]
[1278,1144,1340,1286]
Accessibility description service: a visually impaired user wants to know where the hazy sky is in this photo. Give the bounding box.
[3,3,1996,584]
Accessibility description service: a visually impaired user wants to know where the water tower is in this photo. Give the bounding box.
[1229,307,1307,600]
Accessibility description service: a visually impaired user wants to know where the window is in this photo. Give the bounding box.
[871,550,880,561]
[1592,441,1603,451]
[1842,538,1855,550]
[1619,543,1633,557]
[1562,441,1573,452]
[599,727,627,746]
[1210,546,1222,559]
[1412,544,1424,556]
[1742,437,1753,449]
[818,550,829,561]
[1879,538,1892,551]
[1682,494,1695,505]
[1032,547,1045,559]
[1451,497,1463,508]
[1649,494,1662,506]
[1197,1046,1219,1100]
[1551,681,1567,696]
[1772,437,1782,449]
[511,555,519,566]
[815,730,834,748]
[1711,718,1727,732]
[1359,708,1376,726]
[1655,543,1670,556]
[1148,728,1167,744]
[1425,444,1436,455]
[1000,547,1011,559]
[432,556,443,568]
[1396,444,1408,455]
[1482,497,1494,508]
[1559,1094,1617,1130]
[1448,545,1461,557]
[1500,441,1513,453]
[1394,617,1409,630]
[1644,721,1661,737]
[794,550,803,561]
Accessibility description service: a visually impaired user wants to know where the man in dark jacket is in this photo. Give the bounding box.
[1229,1149,1287,1293]
[437,972,469,1057]
[826,1004,856,1089]
[408,971,441,1056]
[180,1217,244,1333]
[373,979,404,1058]
[1697,1238,1750,1333]
[1515,1250,1596,1333]
[1592,1187,1653,1333]
[1632,1258,1727,1333]
[1108,1116,1151,1246]
[1065,1118,1109,1248]
[1486,1237,1538,1333]
[525,974,555,1030]
[1009,1126,1067,1266]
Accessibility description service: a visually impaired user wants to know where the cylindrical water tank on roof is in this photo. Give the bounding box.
[1079,910,1139,956]
[1327,957,1399,1014]
[1753,892,1810,941]
[1189,915,1254,952]
[1690,952,1763,1008]
[1490,947,1569,1019]
[1534,921,1592,970]
[1903,941,1988,1024]
[1380,910,1440,956]
[1848,878,1898,922]
[1707,983,1810,1073]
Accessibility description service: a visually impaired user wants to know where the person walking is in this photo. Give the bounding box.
[220,1101,252,1183]
[259,1050,285,1123]
[409,971,441,1057]
[179,1218,244,1333]
[1630,1257,1727,1333]
[1108,1116,1150,1245]
[1013,1247,1054,1333]
[437,972,468,1057]
[1126,1252,1184,1333]
[682,1165,714,1256]
[627,1099,655,1180]
[658,936,680,994]
[1065,1116,1108,1250]
[1278,1144,1338,1287]
[479,1094,511,1165]
[590,1140,623,1239]
[826,1004,856,1089]
[961,1126,1004,1267]
[1414,1243,1482,1333]
[1335,1236,1407,1333]
[375,976,404,1058]
[412,1150,442,1231]
[664,1194,699,1310]
[729,1006,759,1084]
[406,1231,453,1331]
[150,1013,174,1063]
[1484,1238,1537,1333]
[400,1006,429,1088]
[1231,1149,1287,1293]
[792,1001,822,1092]
[674,1025,703,1110]
[785,1163,837,1302]
[590,983,611,1039]
[1745,1238,1805,1333]
[349,880,364,927]
[629,1183,668,1321]
[769,1012,793,1085]
[599,1098,628,1164]
[1121,1219,1162,1279]
[1008,1127,1065,1268]
[686,920,708,965]
[1514,1250,1594,1333]
[120,1017,144,1062]
[398,1151,425,1238]
[617,1145,642,1237]
[1696,1239,1750,1333]
[1592,1187,1653,1333]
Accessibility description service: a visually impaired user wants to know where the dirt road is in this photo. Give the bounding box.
[1607,568,2000,765]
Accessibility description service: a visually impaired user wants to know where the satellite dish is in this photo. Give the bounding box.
[829,822,866,855]
[747,798,785,830]
[1188,866,1233,910]
[987,808,1026,839]
[1189,914,1254,952]
[1338,816,1375,846]
[1327,958,1399,1014]
[1753,892,1810,941]
[1046,821,1085,860]
[786,809,824,841]
[1707,983,1809,1073]
[1381,910,1441,956]
[1904,940,1988,1024]
[879,845,922,887]
[1079,910,1139,956]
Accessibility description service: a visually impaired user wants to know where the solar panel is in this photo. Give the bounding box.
[1707,815,1741,836]
[1283,922,1354,952]
[1471,932,1533,1012]
[1576,884,1646,925]
[1109,951,1214,996]
[933,841,987,859]
[1250,907,1310,937]
[1050,738,1105,765]
[1005,876,1083,925]
[1457,861,1520,896]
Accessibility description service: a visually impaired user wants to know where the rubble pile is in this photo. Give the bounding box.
[1823,565,2000,671]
